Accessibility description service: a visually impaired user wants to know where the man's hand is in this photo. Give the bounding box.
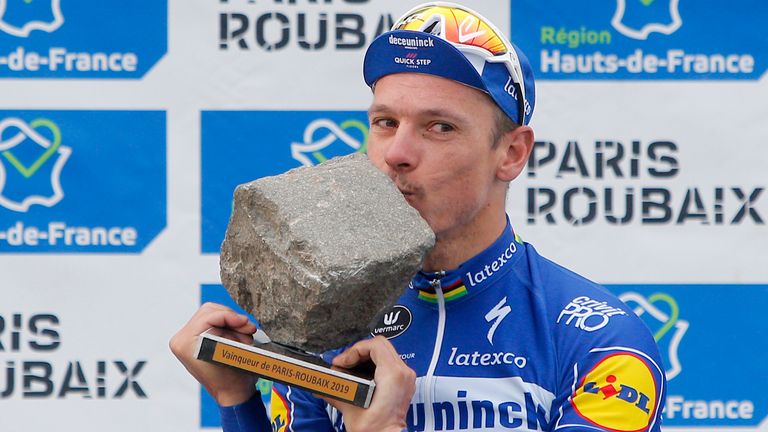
[322,336,416,432]
[169,302,258,406]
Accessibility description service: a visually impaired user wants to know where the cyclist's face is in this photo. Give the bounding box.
[366,73,508,241]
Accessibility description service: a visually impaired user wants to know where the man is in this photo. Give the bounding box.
[171,3,667,431]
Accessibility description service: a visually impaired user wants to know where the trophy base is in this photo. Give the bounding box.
[195,328,375,408]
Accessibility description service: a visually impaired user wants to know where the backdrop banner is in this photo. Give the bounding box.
[0,1,765,431]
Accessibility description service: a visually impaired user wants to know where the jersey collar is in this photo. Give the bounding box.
[410,218,524,303]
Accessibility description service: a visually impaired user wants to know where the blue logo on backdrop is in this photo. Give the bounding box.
[0,111,166,253]
[201,110,368,254]
[609,284,768,428]
[512,0,768,79]
[0,0,166,78]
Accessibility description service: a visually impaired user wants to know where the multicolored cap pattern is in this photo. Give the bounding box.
[363,2,535,125]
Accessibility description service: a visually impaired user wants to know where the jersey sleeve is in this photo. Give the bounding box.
[549,294,667,432]
[269,381,340,432]
[219,392,272,432]
[219,382,340,432]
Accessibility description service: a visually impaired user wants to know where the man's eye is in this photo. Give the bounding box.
[429,122,455,133]
[373,118,398,128]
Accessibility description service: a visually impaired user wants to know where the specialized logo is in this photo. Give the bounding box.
[611,0,682,40]
[201,110,368,254]
[371,305,411,339]
[571,352,659,431]
[290,119,368,167]
[0,0,166,78]
[558,296,627,332]
[620,291,688,380]
[0,117,70,212]
[484,296,511,345]
[512,0,766,79]
[0,0,63,37]
[0,111,166,253]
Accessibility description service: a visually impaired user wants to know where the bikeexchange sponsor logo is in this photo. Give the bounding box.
[0,0,166,78]
[513,0,765,79]
[218,0,395,51]
[620,291,756,423]
[0,111,166,253]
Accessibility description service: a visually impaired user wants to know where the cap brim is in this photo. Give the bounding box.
[363,30,487,93]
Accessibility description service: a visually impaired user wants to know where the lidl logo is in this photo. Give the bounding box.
[201,110,368,254]
[571,352,658,431]
[512,0,767,79]
[0,110,166,253]
[0,0,166,78]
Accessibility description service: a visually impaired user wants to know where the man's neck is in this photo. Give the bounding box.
[421,212,508,272]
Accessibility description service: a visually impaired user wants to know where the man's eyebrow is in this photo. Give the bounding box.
[367,104,393,115]
[368,105,469,124]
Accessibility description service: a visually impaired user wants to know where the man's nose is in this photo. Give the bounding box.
[384,125,418,172]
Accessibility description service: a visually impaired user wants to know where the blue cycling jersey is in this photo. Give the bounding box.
[220,221,667,431]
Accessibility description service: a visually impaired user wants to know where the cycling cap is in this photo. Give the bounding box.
[363,2,535,125]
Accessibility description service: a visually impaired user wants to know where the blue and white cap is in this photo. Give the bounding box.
[363,2,535,125]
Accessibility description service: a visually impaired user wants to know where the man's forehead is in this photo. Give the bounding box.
[368,73,494,116]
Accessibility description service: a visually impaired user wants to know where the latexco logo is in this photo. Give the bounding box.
[201,110,368,254]
[0,111,166,253]
[512,0,766,79]
[0,0,166,78]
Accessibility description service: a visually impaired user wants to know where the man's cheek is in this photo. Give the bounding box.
[365,148,389,173]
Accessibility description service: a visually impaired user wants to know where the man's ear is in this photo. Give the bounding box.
[496,125,534,182]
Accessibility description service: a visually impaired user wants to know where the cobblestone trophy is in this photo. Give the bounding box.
[195,154,434,407]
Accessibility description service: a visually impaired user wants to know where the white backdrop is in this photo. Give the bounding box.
[0,1,765,431]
